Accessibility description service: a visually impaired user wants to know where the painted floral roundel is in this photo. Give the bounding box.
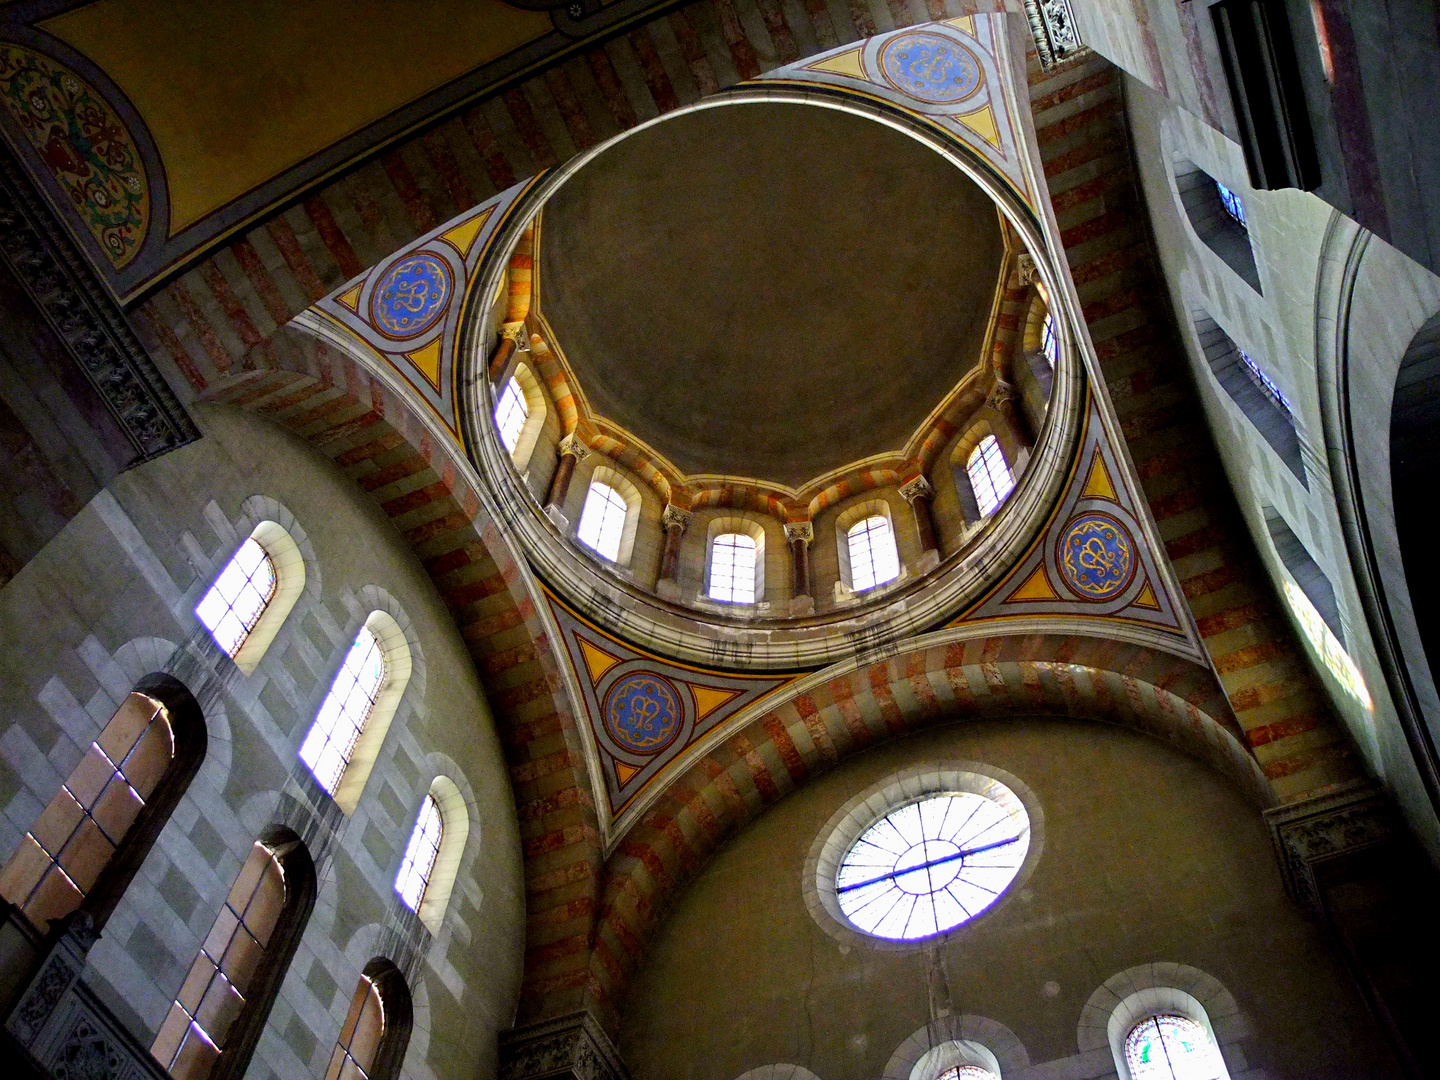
[879,32,983,105]
[602,673,683,755]
[1058,512,1135,600]
[371,252,452,338]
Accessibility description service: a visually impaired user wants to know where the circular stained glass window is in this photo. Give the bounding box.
[938,1068,996,1080]
[835,788,1030,940]
[1123,1015,1226,1080]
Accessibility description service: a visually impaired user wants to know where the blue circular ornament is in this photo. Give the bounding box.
[603,673,683,755]
[371,253,452,339]
[1058,512,1135,600]
[879,32,983,105]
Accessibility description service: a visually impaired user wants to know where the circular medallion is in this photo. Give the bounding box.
[370,253,452,339]
[878,32,983,105]
[1057,512,1135,600]
[602,673,683,755]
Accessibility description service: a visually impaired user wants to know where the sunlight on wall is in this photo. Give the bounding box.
[1282,579,1373,711]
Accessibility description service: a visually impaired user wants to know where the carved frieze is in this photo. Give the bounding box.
[1265,781,1396,913]
[499,1011,630,1080]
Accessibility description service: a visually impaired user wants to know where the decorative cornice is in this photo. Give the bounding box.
[1264,781,1396,914]
[661,504,692,531]
[899,475,934,503]
[0,144,198,464]
[784,521,814,545]
[498,1011,629,1080]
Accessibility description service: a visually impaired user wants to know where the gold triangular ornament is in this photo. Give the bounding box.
[404,338,444,390]
[945,15,976,35]
[957,104,1000,148]
[805,47,866,81]
[440,206,493,259]
[1082,452,1119,502]
[1008,564,1059,602]
[335,283,362,314]
[578,637,623,684]
[1132,581,1161,610]
[614,760,640,785]
[688,683,742,722]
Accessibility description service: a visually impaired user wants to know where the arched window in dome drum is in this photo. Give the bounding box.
[939,1068,998,1080]
[299,624,389,797]
[577,481,628,562]
[846,516,900,592]
[495,376,528,453]
[1124,1015,1227,1080]
[709,533,757,603]
[324,960,413,1080]
[395,794,443,912]
[1041,312,1058,366]
[196,537,276,658]
[967,436,1014,517]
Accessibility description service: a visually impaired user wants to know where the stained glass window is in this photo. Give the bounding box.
[967,436,1015,517]
[153,842,288,1080]
[577,481,628,562]
[1215,182,1247,226]
[325,974,385,1080]
[0,692,173,929]
[1124,1015,1226,1080]
[299,626,389,796]
[937,1068,997,1080]
[836,790,1029,941]
[1041,312,1058,365]
[495,377,528,453]
[847,516,900,592]
[196,537,277,658]
[709,533,757,603]
[1237,349,1292,416]
[395,795,443,912]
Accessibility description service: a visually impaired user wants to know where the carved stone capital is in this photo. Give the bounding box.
[558,433,590,461]
[899,475,934,504]
[1016,252,1039,286]
[661,504,692,531]
[986,379,1018,409]
[1265,781,1396,914]
[499,1011,629,1080]
[784,522,814,545]
[1024,0,1082,70]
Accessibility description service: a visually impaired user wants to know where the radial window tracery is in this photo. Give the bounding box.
[395,795,443,912]
[1124,1015,1226,1080]
[577,481,628,562]
[847,515,900,592]
[196,537,277,658]
[299,626,389,796]
[967,436,1014,517]
[495,377,528,453]
[836,789,1029,941]
[709,533,757,603]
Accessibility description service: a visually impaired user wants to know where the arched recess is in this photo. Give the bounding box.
[584,631,1269,1027]
[197,331,602,1025]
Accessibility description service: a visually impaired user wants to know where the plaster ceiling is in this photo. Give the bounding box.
[538,102,1005,490]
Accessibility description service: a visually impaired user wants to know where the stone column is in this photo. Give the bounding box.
[900,475,940,573]
[989,379,1033,452]
[785,522,814,616]
[545,433,589,520]
[656,505,691,599]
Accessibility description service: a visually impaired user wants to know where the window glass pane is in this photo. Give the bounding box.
[577,482,628,562]
[836,790,1029,941]
[197,537,278,657]
[1215,181,1246,226]
[1124,1015,1225,1080]
[847,516,899,592]
[300,626,388,796]
[1238,348,1292,416]
[1041,312,1058,365]
[328,975,387,1080]
[708,533,757,603]
[938,1068,997,1080]
[395,795,444,912]
[495,377,529,453]
[967,436,1015,517]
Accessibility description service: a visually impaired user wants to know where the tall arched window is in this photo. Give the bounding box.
[847,516,900,592]
[967,436,1015,517]
[300,625,388,797]
[709,533,758,603]
[577,480,628,562]
[395,795,443,913]
[196,537,275,658]
[1041,312,1058,366]
[324,959,413,1080]
[495,376,528,453]
[154,829,315,1080]
[0,676,204,930]
[1123,1015,1226,1080]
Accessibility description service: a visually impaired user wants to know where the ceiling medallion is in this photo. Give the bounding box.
[1057,511,1135,600]
[371,252,452,339]
[878,32,983,105]
[602,673,683,755]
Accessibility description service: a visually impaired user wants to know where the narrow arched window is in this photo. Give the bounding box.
[0,679,204,931]
[709,533,757,603]
[1041,312,1058,365]
[325,960,413,1080]
[495,376,528,453]
[196,537,276,658]
[1124,1015,1226,1080]
[577,481,628,562]
[299,625,388,798]
[395,795,443,912]
[847,516,899,592]
[967,435,1015,516]
[1214,181,1246,226]
[154,831,316,1080]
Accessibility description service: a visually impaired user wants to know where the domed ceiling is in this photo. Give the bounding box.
[537,102,1006,490]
